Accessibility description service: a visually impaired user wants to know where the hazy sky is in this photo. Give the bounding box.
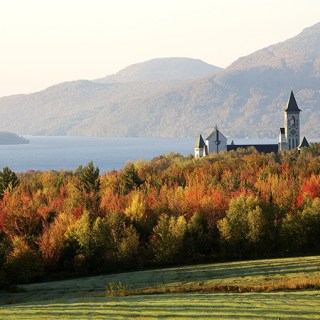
[1,0,320,97]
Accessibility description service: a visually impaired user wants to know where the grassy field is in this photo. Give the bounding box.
[0,255,320,319]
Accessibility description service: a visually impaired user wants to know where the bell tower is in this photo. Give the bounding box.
[284,90,301,150]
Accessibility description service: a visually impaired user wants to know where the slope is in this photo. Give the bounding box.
[0,23,320,138]
[0,58,221,136]
[96,57,222,83]
[0,256,320,320]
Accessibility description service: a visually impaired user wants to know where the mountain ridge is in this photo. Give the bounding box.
[95,57,223,83]
[0,23,320,139]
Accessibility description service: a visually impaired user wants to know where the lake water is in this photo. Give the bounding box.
[3,136,313,174]
[0,136,196,173]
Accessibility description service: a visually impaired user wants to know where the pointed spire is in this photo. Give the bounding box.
[206,126,219,140]
[298,136,310,148]
[285,90,301,112]
[194,134,206,148]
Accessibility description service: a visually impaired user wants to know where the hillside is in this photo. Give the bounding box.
[0,58,221,136]
[0,132,29,145]
[1,255,319,304]
[0,23,320,138]
[95,57,222,83]
[1,256,320,319]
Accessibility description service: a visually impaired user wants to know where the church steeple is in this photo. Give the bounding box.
[194,134,206,159]
[284,90,301,150]
[285,90,301,113]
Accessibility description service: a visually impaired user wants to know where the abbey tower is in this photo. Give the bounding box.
[279,91,301,151]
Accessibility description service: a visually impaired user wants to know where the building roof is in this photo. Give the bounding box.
[206,126,226,141]
[298,136,310,148]
[194,134,206,148]
[227,144,279,153]
[285,90,301,113]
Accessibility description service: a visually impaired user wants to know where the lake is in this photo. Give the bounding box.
[0,136,196,173]
[3,136,308,174]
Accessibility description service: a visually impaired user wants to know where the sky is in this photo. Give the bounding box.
[0,0,320,97]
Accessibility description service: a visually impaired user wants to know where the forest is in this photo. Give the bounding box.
[1,144,320,287]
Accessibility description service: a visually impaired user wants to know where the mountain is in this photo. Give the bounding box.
[95,57,222,83]
[228,22,320,74]
[0,23,320,139]
[0,132,29,145]
[200,21,320,139]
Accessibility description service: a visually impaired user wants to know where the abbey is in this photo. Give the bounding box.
[194,91,310,158]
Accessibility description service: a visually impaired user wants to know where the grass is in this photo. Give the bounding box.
[1,292,320,319]
[1,255,320,319]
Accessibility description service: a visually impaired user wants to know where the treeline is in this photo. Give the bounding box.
[1,145,320,286]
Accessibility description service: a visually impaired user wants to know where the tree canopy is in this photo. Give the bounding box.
[1,146,320,286]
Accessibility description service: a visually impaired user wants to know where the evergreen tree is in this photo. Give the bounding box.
[75,161,100,193]
[121,163,143,194]
[0,167,19,199]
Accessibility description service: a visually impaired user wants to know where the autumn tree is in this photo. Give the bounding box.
[124,191,157,239]
[38,212,75,269]
[1,187,45,243]
[297,174,320,207]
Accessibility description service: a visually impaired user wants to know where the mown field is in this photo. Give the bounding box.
[1,255,320,319]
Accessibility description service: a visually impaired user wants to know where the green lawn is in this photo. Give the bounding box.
[1,292,320,319]
[1,255,320,319]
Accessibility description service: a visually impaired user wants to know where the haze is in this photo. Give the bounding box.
[1,0,319,97]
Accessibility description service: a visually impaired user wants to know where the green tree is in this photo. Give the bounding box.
[106,211,140,268]
[218,196,257,244]
[150,214,187,264]
[75,161,100,193]
[301,198,320,250]
[218,195,274,258]
[117,225,140,266]
[0,231,11,261]
[91,216,113,268]
[281,198,320,253]
[65,211,92,258]
[4,237,44,284]
[121,163,143,194]
[281,213,304,253]
[75,162,101,218]
[0,167,19,199]
[186,212,213,258]
[0,231,12,286]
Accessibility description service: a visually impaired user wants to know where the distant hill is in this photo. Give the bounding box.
[0,132,29,145]
[95,57,222,83]
[0,23,320,139]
